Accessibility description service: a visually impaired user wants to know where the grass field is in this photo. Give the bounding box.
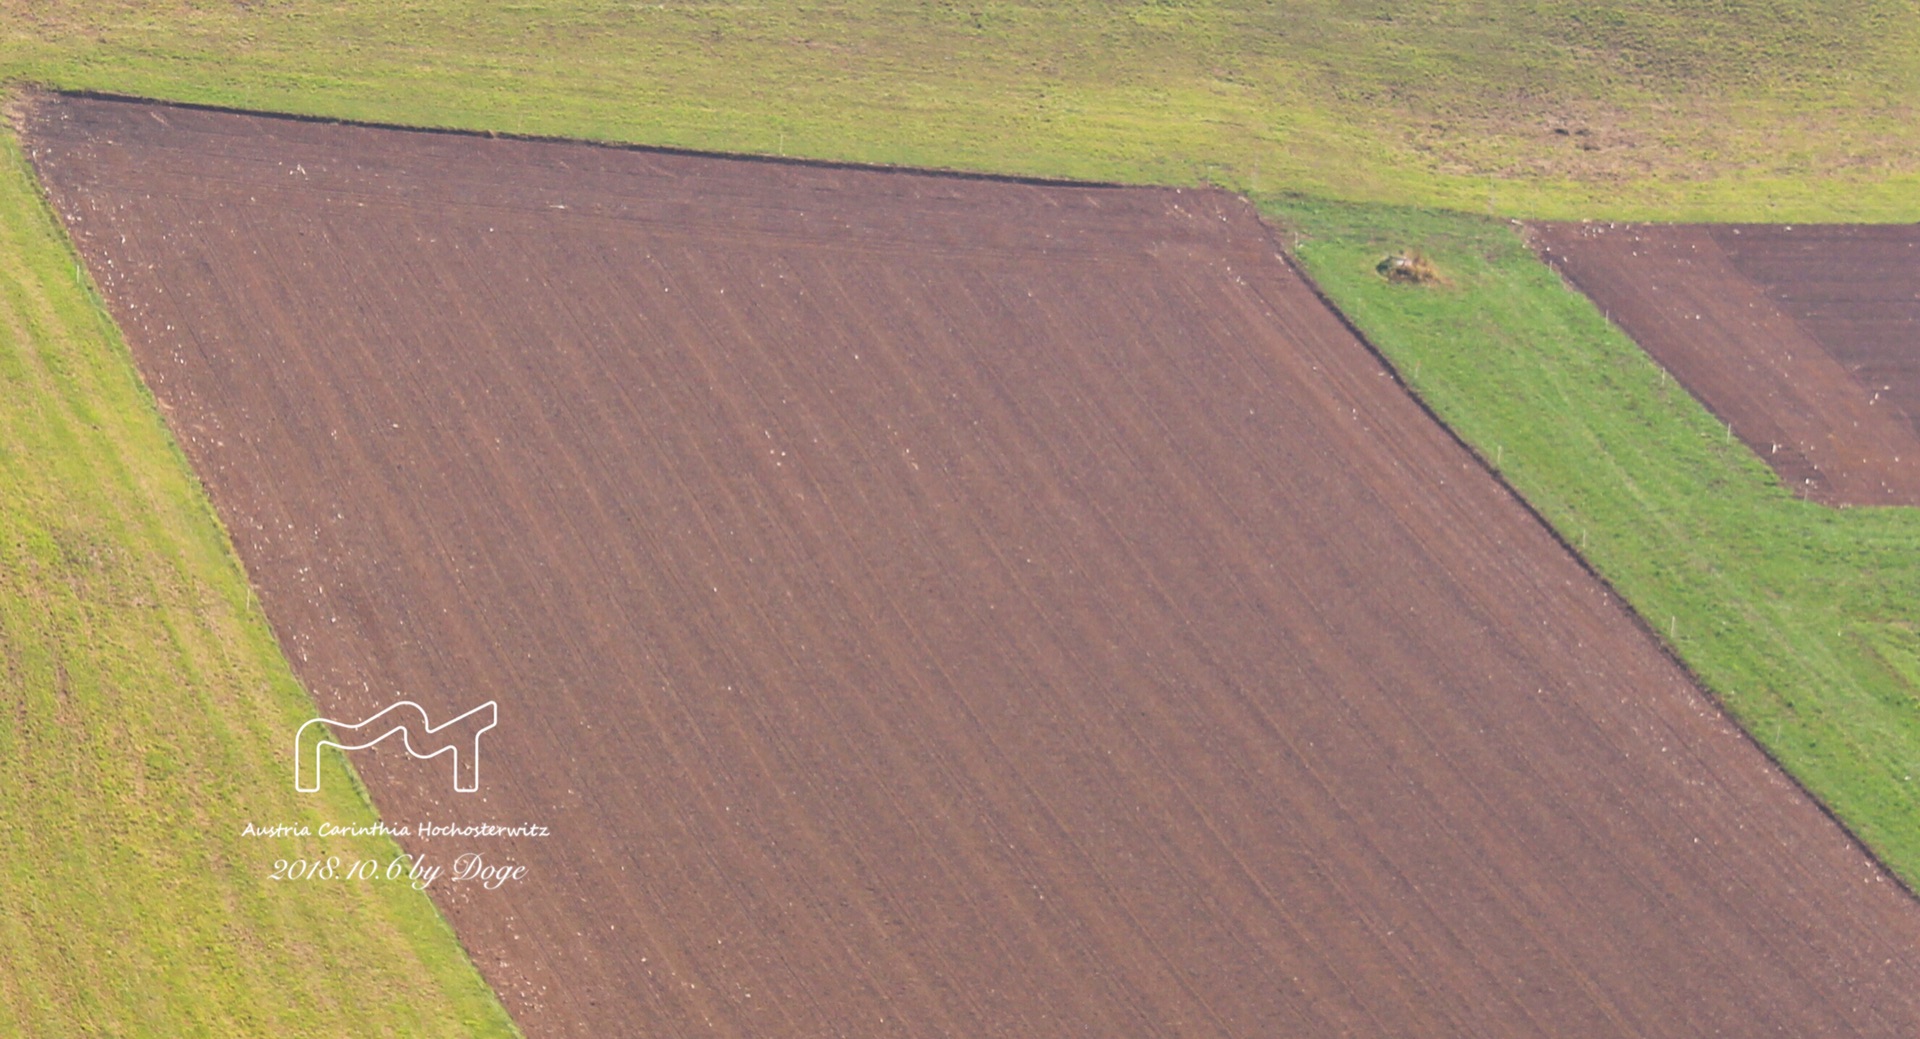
[5,1,1920,221]
[0,134,519,1036]
[1271,198,1920,886]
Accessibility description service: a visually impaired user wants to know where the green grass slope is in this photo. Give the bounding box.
[4,0,1920,221]
[0,134,518,1037]
[1272,198,1920,885]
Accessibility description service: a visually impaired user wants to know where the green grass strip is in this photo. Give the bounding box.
[1271,196,1920,887]
[0,128,518,1038]
[5,1,1920,221]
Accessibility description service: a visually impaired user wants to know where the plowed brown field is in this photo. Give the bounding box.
[27,95,1920,1038]
[1531,221,1920,506]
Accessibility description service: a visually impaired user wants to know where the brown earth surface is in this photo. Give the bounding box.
[26,94,1920,1038]
[1530,221,1920,506]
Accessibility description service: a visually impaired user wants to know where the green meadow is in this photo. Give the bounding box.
[6,0,1920,220]
[1273,199,1920,886]
[0,134,518,1035]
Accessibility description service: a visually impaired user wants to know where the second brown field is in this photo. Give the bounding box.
[27,96,1920,1037]
[1530,220,1920,506]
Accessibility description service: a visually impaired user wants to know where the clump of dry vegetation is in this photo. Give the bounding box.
[1376,250,1444,285]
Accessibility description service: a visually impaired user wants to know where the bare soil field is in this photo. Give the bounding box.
[1531,221,1920,506]
[27,95,1920,1037]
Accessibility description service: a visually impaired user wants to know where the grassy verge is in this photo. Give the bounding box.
[4,1,1920,221]
[0,131,517,1037]
[1270,197,1920,885]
